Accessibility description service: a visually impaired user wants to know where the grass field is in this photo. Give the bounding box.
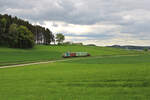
[0,45,144,66]
[0,54,150,100]
[0,45,150,100]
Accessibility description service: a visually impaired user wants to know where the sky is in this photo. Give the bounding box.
[0,0,150,46]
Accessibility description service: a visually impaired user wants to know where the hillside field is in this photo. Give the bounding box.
[0,45,144,66]
[0,54,150,100]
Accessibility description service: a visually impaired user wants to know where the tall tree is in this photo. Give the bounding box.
[51,34,55,44]
[43,28,53,45]
[17,25,34,48]
[56,33,65,44]
[8,24,18,47]
[0,18,7,45]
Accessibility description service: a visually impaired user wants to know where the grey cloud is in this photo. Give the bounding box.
[0,0,150,45]
[1,0,150,25]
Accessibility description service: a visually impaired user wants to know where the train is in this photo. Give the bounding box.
[63,52,90,58]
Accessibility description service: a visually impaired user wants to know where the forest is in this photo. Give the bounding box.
[0,14,55,48]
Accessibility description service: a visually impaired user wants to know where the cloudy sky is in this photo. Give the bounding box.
[0,0,150,46]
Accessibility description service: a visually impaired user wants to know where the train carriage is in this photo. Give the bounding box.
[63,52,90,58]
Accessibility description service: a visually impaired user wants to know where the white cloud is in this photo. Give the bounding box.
[43,21,121,35]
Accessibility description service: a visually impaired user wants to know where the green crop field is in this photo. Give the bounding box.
[0,45,150,100]
[0,45,143,66]
[0,55,150,100]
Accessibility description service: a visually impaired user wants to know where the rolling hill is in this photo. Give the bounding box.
[0,45,145,66]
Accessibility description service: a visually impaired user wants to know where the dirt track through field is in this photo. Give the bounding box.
[0,54,140,69]
[0,59,73,69]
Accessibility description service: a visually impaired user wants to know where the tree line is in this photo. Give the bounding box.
[0,14,65,48]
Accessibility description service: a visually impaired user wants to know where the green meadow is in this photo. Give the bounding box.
[0,54,150,100]
[0,45,150,100]
[0,45,142,66]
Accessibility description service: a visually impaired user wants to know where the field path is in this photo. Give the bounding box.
[0,59,74,69]
[0,54,140,69]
